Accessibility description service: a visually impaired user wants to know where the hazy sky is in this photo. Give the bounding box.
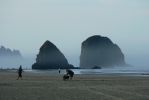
[0,0,149,67]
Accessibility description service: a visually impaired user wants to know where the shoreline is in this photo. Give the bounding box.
[1,69,149,77]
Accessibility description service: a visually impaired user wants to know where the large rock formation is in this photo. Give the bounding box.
[32,40,74,69]
[80,35,125,69]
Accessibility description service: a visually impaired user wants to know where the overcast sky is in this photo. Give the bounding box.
[0,0,149,67]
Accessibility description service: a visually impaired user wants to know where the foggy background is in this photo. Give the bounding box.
[0,0,149,69]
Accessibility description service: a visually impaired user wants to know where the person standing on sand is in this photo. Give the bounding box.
[17,65,23,80]
[66,69,74,80]
[58,68,61,74]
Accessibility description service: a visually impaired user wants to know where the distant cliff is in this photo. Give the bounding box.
[32,40,74,69]
[0,46,23,67]
[80,35,126,69]
[0,46,21,57]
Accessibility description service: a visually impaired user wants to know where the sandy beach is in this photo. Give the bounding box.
[0,71,149,100]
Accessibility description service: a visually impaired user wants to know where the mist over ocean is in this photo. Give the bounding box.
[0,0,149,74]
[0,1,149,100]
[0,53,149,76]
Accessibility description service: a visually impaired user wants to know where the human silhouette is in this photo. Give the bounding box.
[58,68,61,74]
[63,74,69,80]
[17,65,23,80]
[66,69,74,80]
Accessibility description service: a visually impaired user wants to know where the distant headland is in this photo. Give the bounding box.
[0,46,23,67]
[0,46,21,57]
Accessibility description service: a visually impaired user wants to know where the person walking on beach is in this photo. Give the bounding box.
[58,68,61,74]
[17,65,23,80]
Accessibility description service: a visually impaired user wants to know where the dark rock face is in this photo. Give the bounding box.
[32,40,73,69]
[80,35,125,68]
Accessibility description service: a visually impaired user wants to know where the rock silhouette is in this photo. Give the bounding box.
[0,46,21,57]
[80,35,125,68]
[0,46,23,67]
[32,40,74,69]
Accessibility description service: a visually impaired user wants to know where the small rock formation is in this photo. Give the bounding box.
[80,35,126,68]
[32,40,74,69]
[0,46,21,57]
[92,65,102,69]
[0,46,23,67]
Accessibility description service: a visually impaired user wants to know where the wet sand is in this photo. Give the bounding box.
[0,71,149,100]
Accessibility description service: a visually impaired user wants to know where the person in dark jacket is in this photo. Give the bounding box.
[63,74,69,80]
[58,68,61,74]
[66,69,74,80]
[17,65,23,80]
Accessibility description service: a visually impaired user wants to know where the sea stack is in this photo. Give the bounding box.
[32,40,73,69]
[0,46,23,67]
[80,35,125,69]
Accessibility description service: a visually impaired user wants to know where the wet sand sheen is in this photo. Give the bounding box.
[0,71,149,100]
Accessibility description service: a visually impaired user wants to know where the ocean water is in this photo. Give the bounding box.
[25,66,149,76]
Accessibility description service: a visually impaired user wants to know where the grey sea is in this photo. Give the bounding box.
[24,66,149,76]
